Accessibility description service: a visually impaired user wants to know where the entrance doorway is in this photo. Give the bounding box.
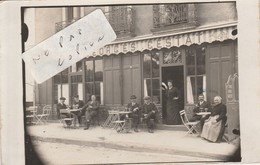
[161,66,184,125]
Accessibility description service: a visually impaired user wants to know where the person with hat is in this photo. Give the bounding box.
[165,80,181,125]
[71,95,85,126]
[126,95,141,132]
[57,97,73,126]
[141,96,158,133]
[84,95,100,130]
[190,94,211,130]
[57,97,67,119]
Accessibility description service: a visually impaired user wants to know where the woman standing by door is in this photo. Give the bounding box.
[165,80,181,125]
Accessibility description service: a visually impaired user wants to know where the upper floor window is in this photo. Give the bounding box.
[153,4,197,31]
[106,6,135,37]
[153,4,188,27]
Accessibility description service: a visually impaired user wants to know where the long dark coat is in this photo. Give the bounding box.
[166,87,181,125]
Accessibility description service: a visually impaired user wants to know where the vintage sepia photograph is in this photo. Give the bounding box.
[22,2,240,164]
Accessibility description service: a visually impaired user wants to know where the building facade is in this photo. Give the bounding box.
[25,3,238,127]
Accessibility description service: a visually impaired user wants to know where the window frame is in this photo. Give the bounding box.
[84,57,104,104]
[185,46,206,104]
[142,51,161,105]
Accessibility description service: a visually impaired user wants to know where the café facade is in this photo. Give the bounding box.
[32,4,238,127]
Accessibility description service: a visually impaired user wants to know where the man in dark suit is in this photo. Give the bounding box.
[141,96,158,133]
[57,97,72,126]
[126,95,140,132]
[56,97,67,119]
[84,95,100,130]
[71,95,85,126]
[190,94,211,129]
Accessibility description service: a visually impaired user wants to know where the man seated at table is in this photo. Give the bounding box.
[57,97,67,119]
[71,95,85,126]
[190,94,211,129]
[84,95,100,130]
[141,96,158,133]
[126,95,141,132]
[57,97,72,126]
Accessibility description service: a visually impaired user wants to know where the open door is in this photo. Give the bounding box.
[162,66,184,125]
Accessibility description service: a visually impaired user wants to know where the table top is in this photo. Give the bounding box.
[108,110,132,115]
[69,109,80,112]
[118,111,132,114]
[196,112,211,115]
[60,108,80,113]
[26,107,37,111]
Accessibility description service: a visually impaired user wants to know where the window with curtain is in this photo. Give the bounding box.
[143,52,160,104]
[186,47,206,104]
[85,59,103,104]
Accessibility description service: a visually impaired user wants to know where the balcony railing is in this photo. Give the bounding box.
[105,7,135,36]
[55,7,135,37]
[55,18,80,32]
[153,4,189,28]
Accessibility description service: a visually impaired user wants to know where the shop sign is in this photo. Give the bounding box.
[92,26,237,56]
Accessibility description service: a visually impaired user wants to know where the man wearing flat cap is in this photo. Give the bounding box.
[57,97,73,126]
[141,96,158,133]
[57,97,67,119]
[126,95,140,132]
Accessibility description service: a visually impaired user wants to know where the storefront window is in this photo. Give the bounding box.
[85,59,103,104]
[85,60,94,82]
[186,47,206,104]
[53,69,69,104]
[143,52,160,104]
[85,83,94,102]
[95,60,103,81]
[70,75,83,103]
[70,61,83,73]
[143,54,151,78]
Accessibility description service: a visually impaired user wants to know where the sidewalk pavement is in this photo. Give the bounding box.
[27,123,240,161]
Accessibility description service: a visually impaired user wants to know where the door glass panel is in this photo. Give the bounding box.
[143,53,151,78]
[152,52,160,78]
[85,61,94,82]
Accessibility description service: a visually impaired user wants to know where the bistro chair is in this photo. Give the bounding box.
[62,117,75,128]
[60,109,76,128]
[25,106,38,125]
[179,109,200,135]
[35,105,52,125]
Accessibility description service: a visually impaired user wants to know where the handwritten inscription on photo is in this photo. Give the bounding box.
[22,9,116,83]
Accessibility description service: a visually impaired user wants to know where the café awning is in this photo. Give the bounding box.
[90,23,237,57]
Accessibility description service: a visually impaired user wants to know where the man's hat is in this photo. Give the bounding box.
[144,96,151,100]
[60,97,66,100]
[130,95,137,99]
